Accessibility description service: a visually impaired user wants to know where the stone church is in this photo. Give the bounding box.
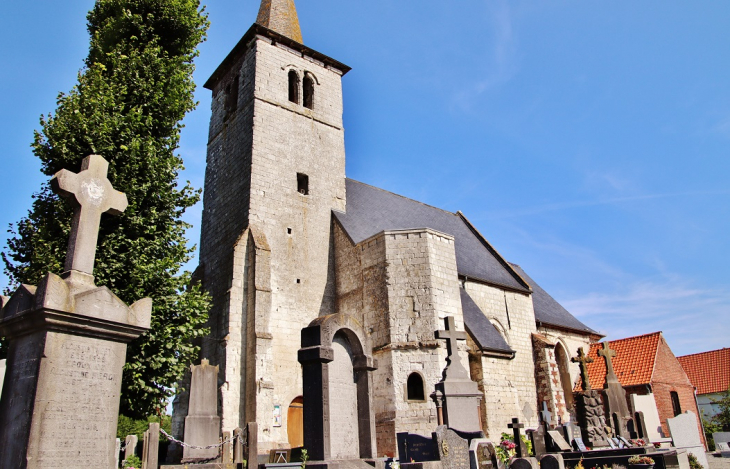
[174,0,603,457]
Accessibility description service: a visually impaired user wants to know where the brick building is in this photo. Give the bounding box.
[173,0,602,457]
[579,332,705,446]
[679,348,730,420]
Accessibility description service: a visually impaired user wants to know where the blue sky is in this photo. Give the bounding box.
[1,1,728,356]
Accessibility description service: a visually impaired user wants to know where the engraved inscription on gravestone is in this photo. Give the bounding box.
[398,432,439,462]
[28,335,127,467]
[436,426,470,469]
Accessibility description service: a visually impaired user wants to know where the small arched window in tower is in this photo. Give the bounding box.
[671,391,682,416]
[297,173,309,195]
[288,70,300,104]
[407,373,425,401]
[303,75,314,110]
[224,75,240,120]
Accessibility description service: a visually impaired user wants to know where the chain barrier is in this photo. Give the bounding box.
[159,428,240,450]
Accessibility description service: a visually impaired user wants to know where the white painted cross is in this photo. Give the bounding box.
[51,155,128,275]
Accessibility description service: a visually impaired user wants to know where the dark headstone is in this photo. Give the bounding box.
[546,431,571,452]
[527,427,546,457]
[298,313,377,462]
[509,457,538,469]
[398,432,439,462]
[539,454,565,469]
[572,438,587,452]
[469,440,499,469]
[436,425,470,469]
[508,418,527,458]
[599,342,634,438]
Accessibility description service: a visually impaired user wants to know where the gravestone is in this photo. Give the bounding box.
[527,427,546,457]
[434,317,483,432]
[0,359,5,398]
[508,418,527,457]
[126,434,140,461]
[509,457,538,469]
[245,422,258,467]
[713,432,730,446]
[716,442,730,458]
[631,394,665,441]
[398,432,439,462]
[436,425,470,469]
[667,411,709,469]
[0,154,152,469]
[598,342,633,438]
[546,431,571,452]
[539,454,565,469]
[572,347,608,448]
[562,422,581,445]
[182,359,221,462]
[142,422,160,469]
[469,439,499,469]
[233,427,244,463]
[572,438,587,452]
[633,411,649,440]
[298,313,377,462]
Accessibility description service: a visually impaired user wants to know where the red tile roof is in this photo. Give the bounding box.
[678,348,730,396]
[575,332,661,391]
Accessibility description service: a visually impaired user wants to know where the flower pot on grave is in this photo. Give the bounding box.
[629,464,655,469]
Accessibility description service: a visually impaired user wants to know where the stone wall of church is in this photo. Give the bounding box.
[334,227,467,456]
[463,281,539,439]
[196,33,347,450]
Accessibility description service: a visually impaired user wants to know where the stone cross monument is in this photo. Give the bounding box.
[598,342,633,438]
[0,154,152,469]
[571,346,594,391]
[433,316,482,432]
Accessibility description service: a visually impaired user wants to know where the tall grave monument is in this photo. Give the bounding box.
[572,347,608,448]
[0,155,152,469]
[598,342,633,439]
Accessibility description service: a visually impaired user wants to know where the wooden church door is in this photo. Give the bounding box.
[287,396,304,448]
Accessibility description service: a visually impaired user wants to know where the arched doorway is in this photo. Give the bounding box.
[287,396,304,448]
[555,343,575,414]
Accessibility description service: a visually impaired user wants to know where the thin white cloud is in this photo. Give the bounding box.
[563,278,730,356]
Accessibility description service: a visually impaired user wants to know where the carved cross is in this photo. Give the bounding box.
[508,417,526,457]
[572,347,595,391]
[598,342,618,382]
[51,155,128,275]
[435,316,468,379]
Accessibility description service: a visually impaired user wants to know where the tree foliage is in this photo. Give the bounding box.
[2,0,210,417]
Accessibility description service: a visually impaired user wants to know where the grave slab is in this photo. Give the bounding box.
[666,412,708,469]
[468,438,499,469]
[631,394,666,441]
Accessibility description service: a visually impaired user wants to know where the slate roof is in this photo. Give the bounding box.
[509,264,599,336]
[678,348,730,395]
[334,179,530,292]
[576,332,662,390]
[460,288,514,355]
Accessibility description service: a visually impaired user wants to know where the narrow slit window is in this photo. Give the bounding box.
[407,373,425,401]
[297,173,309,195]
[225,75,240,119]
[288,70,299,104]
[303,75,314,109]
[671,391,682,416]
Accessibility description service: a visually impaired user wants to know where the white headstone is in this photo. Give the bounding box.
[631,393,665,441]
[667,411,709,469]
[0,359,5,396]
[716,442,730,458]
[714,432,730,445]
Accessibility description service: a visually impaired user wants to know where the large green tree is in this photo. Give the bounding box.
[2,0,210,418]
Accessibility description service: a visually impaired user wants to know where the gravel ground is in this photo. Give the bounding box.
[707,453,730,469]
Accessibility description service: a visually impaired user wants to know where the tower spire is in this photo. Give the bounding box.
[256,0,303,43]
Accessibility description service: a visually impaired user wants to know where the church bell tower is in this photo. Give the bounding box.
[195,0,351,451]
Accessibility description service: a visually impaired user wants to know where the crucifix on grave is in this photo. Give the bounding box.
[0,154,150,469]
[572,346,595,391]
[598,342,618,382]
[436,315,469,379]
[51,154,128,277]
[508,417,527,457]
[432,316,483,432]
